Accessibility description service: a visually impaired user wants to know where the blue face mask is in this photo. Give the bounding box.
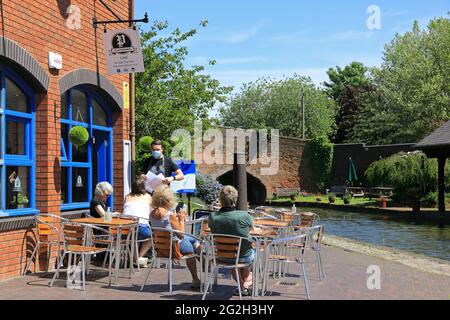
[152,151,162,159]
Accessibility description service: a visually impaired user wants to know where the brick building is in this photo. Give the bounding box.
[0,1,134,281]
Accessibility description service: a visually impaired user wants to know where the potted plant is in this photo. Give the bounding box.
[13,193,29,209]
[328,193,336,204]
[139,136,154,153]
[69,126,89,147]
[343,194,352,205]
[289,191,299,202]
[378,196,388,208]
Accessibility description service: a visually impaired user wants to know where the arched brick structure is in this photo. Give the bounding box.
[59,68,123,111]
[0,36,50,92]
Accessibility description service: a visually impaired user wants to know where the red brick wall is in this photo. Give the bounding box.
[0,0,133,281]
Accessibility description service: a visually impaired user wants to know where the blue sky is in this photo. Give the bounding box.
[134,0,449,91]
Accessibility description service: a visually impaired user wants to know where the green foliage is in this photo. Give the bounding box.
[220,75,336,139]
[343,194,352,205]
[13,193,29,205]
[328,194,336,203]
[365,152,450,206]
[68,126,89,147]
[421,192,438,208]
[349,16,450,144]
[305,136,334,192]
[324,62,374,143]
[139,136,154,153]
[136,21,232,146]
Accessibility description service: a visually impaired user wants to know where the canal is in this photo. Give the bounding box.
[294,207,450,261]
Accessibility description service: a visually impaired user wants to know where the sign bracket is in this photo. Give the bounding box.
[93,12,149,29]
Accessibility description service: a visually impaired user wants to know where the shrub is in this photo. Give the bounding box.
[69,126,89,147]
[421,192,438,208]
[195,172,223,205]
[343,194,352,205]
[305,136,334,192]
[139,136,154,153]
[328,193,336,203]
[289,191,299,201]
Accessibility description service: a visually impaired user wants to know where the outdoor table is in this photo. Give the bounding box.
[72,217,139,286]
[249,229,273,298]
[254,220,289,228]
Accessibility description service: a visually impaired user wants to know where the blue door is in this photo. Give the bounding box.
[92,130,111,206]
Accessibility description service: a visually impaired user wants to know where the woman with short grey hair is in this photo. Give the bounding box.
[90,182,114,218]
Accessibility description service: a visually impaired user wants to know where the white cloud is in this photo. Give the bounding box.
[199,21,265,44]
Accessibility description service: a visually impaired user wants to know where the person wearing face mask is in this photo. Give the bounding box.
[140,139,184,186]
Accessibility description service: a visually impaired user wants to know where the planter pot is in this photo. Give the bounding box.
[17,204,24,209]
[378,200,388,208]
[329,198,336,204]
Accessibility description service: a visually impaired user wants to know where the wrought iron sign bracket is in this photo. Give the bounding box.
[93,12,149,29]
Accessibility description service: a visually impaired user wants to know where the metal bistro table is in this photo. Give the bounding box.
[254,219,290,282]
[250,228,274,298]
[72,217,139,286]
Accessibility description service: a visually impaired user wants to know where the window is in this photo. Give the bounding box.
[60,88,113,211]
[0,70,35,217]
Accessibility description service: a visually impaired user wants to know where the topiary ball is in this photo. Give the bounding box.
[139,136,154,153]
[69,126,89,147]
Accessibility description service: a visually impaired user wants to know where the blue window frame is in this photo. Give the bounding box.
[0,67,37,217]
[60,87,113,211]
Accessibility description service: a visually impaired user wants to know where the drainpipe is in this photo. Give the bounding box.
[129,0,136,179]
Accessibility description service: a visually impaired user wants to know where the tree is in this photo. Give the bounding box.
[365,152,450,211]
[220,75,336,139]
[135,21,232,155]
[324,62,374,143]
[350,17,450,144]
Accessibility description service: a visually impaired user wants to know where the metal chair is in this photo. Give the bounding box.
[140,226,204,295]
[50,222,114,291]
[202,233,254,300]
[262,233,311,299]
[23,214,69,276]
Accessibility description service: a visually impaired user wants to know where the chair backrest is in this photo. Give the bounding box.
[149,227,184,260]
[35,214,68,242]
[299,212,317,227]
[308,225,324,250]
[206,234,245,266]
[110,215,137,236]
[62,222,86,248]
[268,233,308,257]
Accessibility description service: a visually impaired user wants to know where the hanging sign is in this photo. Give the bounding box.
[170,160,196,194]
[103,29,145,75]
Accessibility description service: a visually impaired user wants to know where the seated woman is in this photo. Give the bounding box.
[123,177,152,267]
[149,185,202,289]
[89,182,114,218]
[208,185,255,296]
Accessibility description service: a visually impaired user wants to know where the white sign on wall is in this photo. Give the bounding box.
[103,29,145,75]
[48,52,63,70]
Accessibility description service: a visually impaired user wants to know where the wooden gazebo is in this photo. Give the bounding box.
[415,121,450,213]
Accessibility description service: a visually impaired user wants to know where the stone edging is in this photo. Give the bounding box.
[322,235,450,277]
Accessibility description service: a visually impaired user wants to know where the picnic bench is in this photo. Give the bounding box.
[276,188,301,198]
[365,187,394,199]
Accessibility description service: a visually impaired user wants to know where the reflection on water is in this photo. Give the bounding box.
[293,207,450,261]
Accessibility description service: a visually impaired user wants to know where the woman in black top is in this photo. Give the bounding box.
[89,182,114,218]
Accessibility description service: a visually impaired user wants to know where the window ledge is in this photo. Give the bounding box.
[0,214,36,232]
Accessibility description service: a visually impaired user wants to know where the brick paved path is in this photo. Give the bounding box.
[0,244,448,300]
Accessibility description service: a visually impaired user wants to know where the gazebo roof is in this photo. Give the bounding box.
[415,120,450,157]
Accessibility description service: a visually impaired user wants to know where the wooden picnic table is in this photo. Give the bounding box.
[72,217,138,286]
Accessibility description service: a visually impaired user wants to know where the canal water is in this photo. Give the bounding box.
[293,207,450,261]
